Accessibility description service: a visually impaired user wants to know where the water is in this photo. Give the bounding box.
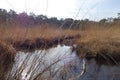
[8,45,120,80]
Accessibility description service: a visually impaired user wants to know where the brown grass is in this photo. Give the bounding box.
[0,25,80,51]
[0,24,120,65]
[75,26,120,54]
[74,26,120,65]
[0,41,16,79]
[0,25,120,52]
[0,24,119,79]
[0,25,79,41]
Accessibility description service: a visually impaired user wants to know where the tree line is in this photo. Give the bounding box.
[0,8,120,29]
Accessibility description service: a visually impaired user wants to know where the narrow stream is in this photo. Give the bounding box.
[7,45,120,80]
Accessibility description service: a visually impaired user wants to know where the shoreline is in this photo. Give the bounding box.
[0,35,120,66]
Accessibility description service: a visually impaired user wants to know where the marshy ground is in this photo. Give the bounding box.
[0,23,120,80]
[0,24,120,64]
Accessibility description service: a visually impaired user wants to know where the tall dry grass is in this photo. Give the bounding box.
[0,41,15,79]
[0,24,120,59]
[0,25,80,43]
[0,24,120,79]
[76,26,120,43]
[0,24,120,52]
[74,26,120,65]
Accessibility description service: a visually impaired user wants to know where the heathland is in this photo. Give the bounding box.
[0,9,120,79]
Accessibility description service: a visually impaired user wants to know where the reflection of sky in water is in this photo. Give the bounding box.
[8,45,120,80]
[10,45,76,80]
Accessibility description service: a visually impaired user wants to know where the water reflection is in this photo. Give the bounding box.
[8,45,120,80]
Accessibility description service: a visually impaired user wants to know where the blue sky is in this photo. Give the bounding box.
[0,0,120,21]
[98,0,120,19]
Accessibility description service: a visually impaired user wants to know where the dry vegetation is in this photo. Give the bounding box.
[0,25,78,41]
[0,24,120,65]
[75,26,120,65]
[0,24,120,79]
[0,25,120,52]
[0,41,15,79]
[0,25,81,51]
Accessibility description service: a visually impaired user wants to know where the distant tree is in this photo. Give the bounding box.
[35,15,48,24]
[48,17,61,26]
[113,13,120,25]
[17,12,29,26]
[113,18,119,22]
[63,18,73,28]
[7,9,17,25]
[107,17,113,22]
[99,18,107,23]
[84,19,89,22]
[28,12,36,25]
[118,13,120,19]
[0,9,8,25]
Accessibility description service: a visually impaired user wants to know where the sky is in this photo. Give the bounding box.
[0,0,120,21]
